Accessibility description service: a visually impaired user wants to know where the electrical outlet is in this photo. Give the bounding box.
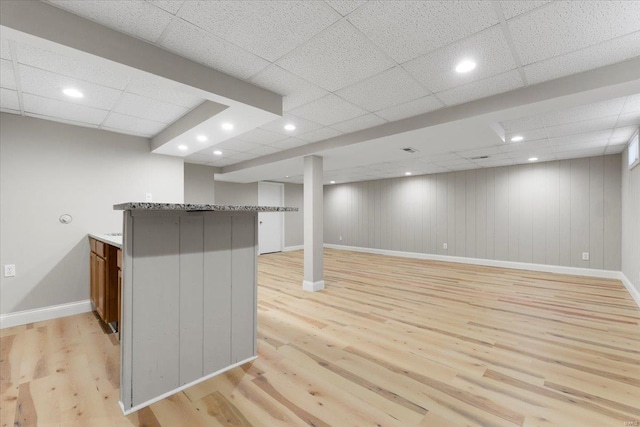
[443,243,448,250]
[146,193,153,202]
[582,252,589,261]
[339,235,342,241]
[4,264,16,277]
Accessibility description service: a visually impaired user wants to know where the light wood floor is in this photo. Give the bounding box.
[2,248,639,427]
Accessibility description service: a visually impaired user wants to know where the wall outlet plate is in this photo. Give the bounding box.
[443,243,448,250]
[582,252,589,261]
[145,193,153,202]
[4,264,16,277]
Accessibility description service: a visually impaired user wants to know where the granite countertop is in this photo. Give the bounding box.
[89,233,122,248]
[113,202,298,212]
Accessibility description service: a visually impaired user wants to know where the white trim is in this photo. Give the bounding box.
[324,244,622,279]
[283,245,303,252]
[119,356,257,415]
[303,280,325,292]
[0,299,92,329]
[619,272,640,308]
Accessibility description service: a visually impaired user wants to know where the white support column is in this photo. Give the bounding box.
[303,155,324,292]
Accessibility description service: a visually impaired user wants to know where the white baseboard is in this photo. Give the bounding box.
[283,245,304,252]
[0,299,92,329]
[120,355,257,415]
[324,244,622,279]
[619,272,640,308]
[302,280,325,292]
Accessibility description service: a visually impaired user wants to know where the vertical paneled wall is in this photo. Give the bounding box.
[324,155,622,270]
[621,148,640,293]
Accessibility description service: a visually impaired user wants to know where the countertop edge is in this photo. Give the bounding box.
[88,233,123,249]
[113,202,298,212]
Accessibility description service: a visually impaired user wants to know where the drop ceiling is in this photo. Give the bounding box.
[1,0,639,183]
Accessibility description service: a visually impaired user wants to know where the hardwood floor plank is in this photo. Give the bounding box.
[1,248,638,426]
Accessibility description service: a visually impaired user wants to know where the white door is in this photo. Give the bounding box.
[258,182,284,254]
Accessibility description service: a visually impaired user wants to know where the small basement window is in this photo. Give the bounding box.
[629,130,639,170]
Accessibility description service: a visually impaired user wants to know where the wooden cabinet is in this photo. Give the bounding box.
[89,238,121,329]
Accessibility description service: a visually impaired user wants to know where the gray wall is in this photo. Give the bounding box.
[621,148,640,293]
[284,183,303,247]
[0,114,184,314]
[184,163,215,204]
[324,155,622,271]
[214,181,258,205]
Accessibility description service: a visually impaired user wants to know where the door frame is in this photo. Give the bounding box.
[258,181,285,254]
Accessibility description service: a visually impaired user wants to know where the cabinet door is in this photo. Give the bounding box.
[90,252,97,310]
[96,256,107,320]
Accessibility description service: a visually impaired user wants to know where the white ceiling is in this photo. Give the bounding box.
[1,0,640,183]
[0,39,204,137]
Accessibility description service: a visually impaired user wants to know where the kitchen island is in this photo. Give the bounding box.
[113,202,297,414]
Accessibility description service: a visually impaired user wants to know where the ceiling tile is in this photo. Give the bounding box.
[476,158,516,168]
[49,0,173,43]
[348,1,498,63]
[324,1,367,16]
[160,20,270,80]
[456,146,505,158]
[277,20,395,92]
[178,1,339,62]
[23,93,109,125]
[289,94,368,126]
[331,113,387,133]
[610,126,638,144]
[19,65,122,110]
[554,148,606,160]
[436,157,477,167]
[553,139,609,153]
[126,76,202,109]
[523,31,640,85]
[102,112,166,136]
[248,145,282,156]
[0,59,16,90]
[403,26,517,93]
[214,139,263,152]
[0,39,11,60]
[623,94,640,114]
[229,151,260,161]
[336,67,429,112]
[605,143,627,154]
[268,137,309,150]
[16,43,130,90]
[545,115,619,138]
[504,128,548,143]
[297,126,343,143]
[500,139,552,153]
[209,158,241,167]
[185,152,224,163]
[417,152,461,163]
[0,88,20,111]
[114,92,188,124]
[616,112,640,129]
[374,96,443,122]
[500,115,544,133]
[436,70,523,106]
[508,1,640,65]
[249,65,329,111]
[499,1,551,19]
[235,128,287,145]
[260,113,323,136]
[548,130,613,146]
[146,0,185,15]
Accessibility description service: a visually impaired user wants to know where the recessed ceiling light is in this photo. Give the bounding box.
[197,135,208,142]
[405,172,412,176]
[221,123,234,131]
[213,150,222,155]
[330,180,336,184]
[455,60,476,73]
[62,88,83,98]
[528,157,538,162]
[178,145,188,151]
[511,135,524,142]
[284,124,296,131]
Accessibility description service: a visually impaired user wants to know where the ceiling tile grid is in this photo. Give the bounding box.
[0,59,17,90]
[102,112,167,137]
[0,88,21,113]
[23,93,108,126]
[177,1,340,62]
[330,113,388,134]
[289,94,369,126]
[249,65,329,111]
[113,92,189,124]
[0,39,11,60]
[375,96,445,122]
[437,70,524,106]
[508,1,640,65]
[403,26,518,93]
